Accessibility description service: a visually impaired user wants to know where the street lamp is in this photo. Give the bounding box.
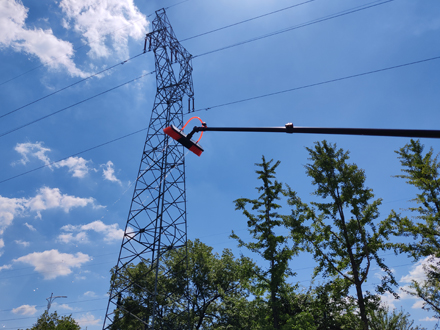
[46,293,67,313]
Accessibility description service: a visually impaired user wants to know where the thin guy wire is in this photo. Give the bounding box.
[180,0,317,42]
[0,0,386,121]
[1,54,439,185]
[0,52,146,120]
[0,127,148,184]
[193,0,395,58]
[0,70,155,139]
[191,55,440,113]
[0,0,189,88]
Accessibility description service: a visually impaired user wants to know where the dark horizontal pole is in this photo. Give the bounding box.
[192,124,440,139]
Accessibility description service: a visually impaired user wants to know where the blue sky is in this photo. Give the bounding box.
[0,0,440,329]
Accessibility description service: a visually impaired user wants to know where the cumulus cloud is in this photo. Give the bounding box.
[83,290,97,297]
[0,0,87,77]
[102,161,121,184]
[15,240,30,247]
[14,249,91,280]
[0,195,26,235]
[59,220,123,243]
[12,304,37,315]
[59,0,148,59]
[26,187,97,217]
[13,142,51,166]
[419,316,438,322]
[24,222,36,231]
[0,264,12,271]
[0,187,99,236]
[54,157,92,178]
[76,313,101,326]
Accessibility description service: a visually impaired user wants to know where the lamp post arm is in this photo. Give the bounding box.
[188,123,440,139]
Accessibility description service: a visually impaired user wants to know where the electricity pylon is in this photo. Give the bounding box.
[103,8,194,330]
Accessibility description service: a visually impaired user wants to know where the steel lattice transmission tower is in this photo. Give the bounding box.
[103,8,194,330]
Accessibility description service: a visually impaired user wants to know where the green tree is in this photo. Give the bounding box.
[368,305,426,330]
[384,139,440,258]
[231,156,299,330]
[290,141,397,330]
[109,239,254,329]
[382,139,440,317]
[24,311,80,330]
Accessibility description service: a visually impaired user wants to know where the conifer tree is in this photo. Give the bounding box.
[293,141,397,330]
[231,156,296,330]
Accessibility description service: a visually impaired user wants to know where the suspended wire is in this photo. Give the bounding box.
[0,52,146,120]
[1,54,438,184]
[193,0,395,58]
[165,0,191,10]
[0,71,155,139]
[180,0,317,42]
[191,54,440,113]
[0,127,147,184]
[0,0,189,88]
[0,0,387,120]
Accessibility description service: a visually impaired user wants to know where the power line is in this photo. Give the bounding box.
[0,0,189,88]
[0,128,147,184]
[0,52,146,120]
[180,0,317,42]
[193,0,395,58]
[1,53,438,184]
[0,0,391,121]
[192,54,440,113]
[0,71,155,139]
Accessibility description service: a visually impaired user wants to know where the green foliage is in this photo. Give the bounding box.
[369,306,427,330]
[109,239,255,329]
[402,257,440,319]
[381,140,440,318]
[290,141,397,330]
[383,139,440,259]
[231,156,298,329]
[25,311,80,330]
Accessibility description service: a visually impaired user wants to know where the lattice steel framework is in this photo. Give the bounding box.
[103,8,194,330]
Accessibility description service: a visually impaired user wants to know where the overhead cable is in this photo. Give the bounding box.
[193,0,395,58]
[0,71,155,139]
[0,52,146,120]
[181,0,317,42]
[192,55,440,113]
[0,0,386,117]
[1,54,439,185]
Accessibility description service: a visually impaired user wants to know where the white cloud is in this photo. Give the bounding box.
[0,264,12,271]
[57,231,88,244]
[15,240,30,247]
[13,142,52,166]
[0,0,87,77]
[0,187,98,240]
[0,195,26,235]
[412,300,425,309]
[14,249,91,280]
[59,0,148,59]
[13,143,93,179]
[54,157,92,178]
[59,220,123,243]
[83,291,97,297]
[419,316,438,322]
[75,313,101,326]
[379,292,396,310]
[26,187,97,215]
[102,161,121,184]
[24,222,36,231]
[400,256,440,286]
[12,304,37,315]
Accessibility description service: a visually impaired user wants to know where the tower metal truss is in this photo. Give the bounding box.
[103,8,194,330]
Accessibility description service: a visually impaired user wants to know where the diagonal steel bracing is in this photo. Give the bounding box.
[103,8,194,330]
